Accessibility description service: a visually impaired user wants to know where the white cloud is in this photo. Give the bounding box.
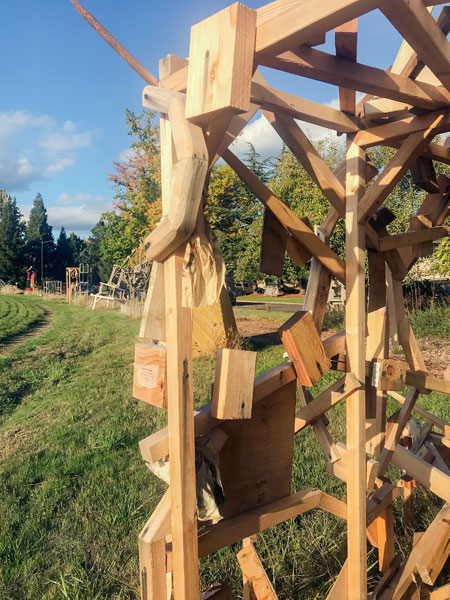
[229,98,345,159]
[49,193,112,233]
[0,110,100,191]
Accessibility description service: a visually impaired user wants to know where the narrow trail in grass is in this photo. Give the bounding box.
[0,305,54,354]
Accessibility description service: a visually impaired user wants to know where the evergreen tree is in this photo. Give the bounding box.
[55,227,74,280]
[25,193,55,281]
[68,232,87,264]
[0,193,26,284]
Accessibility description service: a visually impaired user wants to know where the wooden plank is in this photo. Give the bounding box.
[409,214,435,259]
[139,262,166,342]
[192,286,238,358]
[371,358,409,391]
[405,371,450,395]
[222,149,346,283]
[327,441,378,492]
[139,490,171,600]
[366,250,388,457]
[326,560,348,599]
[164,249,199,599]
[376,508,395,573]
[212,349,257,419]
[186,3,256,123]
[294,373,360,431]
[254,0,379,60]
[368,556,401,600]
[378,226,448,251]
[260,208,287,276]
[363,98,413,121]
[387,504,450,599]
[279,311,331,386]
[377,387,420,478]
[345,136,367,600]
[237,541,278,600]
[303,227,332,332]
[410,157,439,194]
[357,124,445,224]
[218,382,296,519]
[133,343,167,408]
[259,46,450,111]
[335,19,358,114]
[382,0,450,91]
[201,583,233,599]
[392,445,450,503]
[421,583,450,600]
[366,482,402,526]
[388,390,450,438]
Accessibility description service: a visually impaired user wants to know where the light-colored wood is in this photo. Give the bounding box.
[222,149,347,284]
[260,208,287,276]
[259,46,450,111]
[388,390,450,437]
[186,3,256,123]
[387,504,450,599]
[363,98,412,121]
[237,540,278,600]
[192,286,238,358]
[212,349,257,420]
[386,267,400,345]
[391,444,450,503]
[358,124,445,225]
[140,361,296,464]
[377,387,420,478]
[409,214,435,259]
[366,250,388,457]
[405,371,450,395]
[326,441,378,491]
[303,227,332,332]
[133,343,167,408]
[323,330,346,359]
[164,249,199,600]
[421,583,450,600]
[335,19,358,114]
[326,560,348,599]
[378,225,448,252]
[366,482,402,526]
[139,490,171,600]
[371,358,409,391]
[345,136,367,600]
[368,556,401,600]
[318,492,347,520]
[382,0,450,91]
[139,263,166,342]
[294,373,360,431]
[278,310,331,386]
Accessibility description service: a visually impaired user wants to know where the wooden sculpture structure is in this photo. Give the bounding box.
[71,1,450,598]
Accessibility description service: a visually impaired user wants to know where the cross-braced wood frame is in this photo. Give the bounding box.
[72,1,450,598]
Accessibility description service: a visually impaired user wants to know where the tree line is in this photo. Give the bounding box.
[1,108,449,289]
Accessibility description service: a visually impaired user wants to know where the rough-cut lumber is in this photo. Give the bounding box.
[133,343,167,408]
[326,442,378,492]
[366,250,388,457]
[294,373,360,431]
[368,556,402,600]
[185,3,256,123]
[237,540,278,600]
[378,225,449,252]
[420,583,450,600]
[139,490,171,600]
[382,0,450,91]
[363,98,412,121]
[410,157,439,194]
[192,286,238,358]
[164,249,199,599]
[409,214,435,259]
[326,560,348,599]
[222,149,346,283]
[212,349,257,420]
[335,19,358,114]
[260,208,287,276]
[366,482,402,526]
[376,508,395,573]
[345,136,367,599]
[260,46,450,111]
[139,263,166,342]
[377,387,420,478]
[388,390,450,438]
[323,330,346,359]
[201,583,234,600]
[278,311,331,386]
[405,371,450,395]
[391,445,450,503]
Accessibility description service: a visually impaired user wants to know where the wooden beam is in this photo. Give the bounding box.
[237,541,278,600]
[327,441,378,491]
[391,444,450,503]
[388,390,450,438]
[260,208,287,276]
[164,248,199,599]
[326,560,348,599]
[335,19,358,114]
[345,136,367,599]
[294,373,360,431]
[378,226,449,251]
[222,149,346,283]
[212,349,257,419]
[405,371,450,395]
[259,46,450,111]
[303,227,333,331]
[382,0,450,91]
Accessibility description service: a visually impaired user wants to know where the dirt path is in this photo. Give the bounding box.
[0,305,55,354]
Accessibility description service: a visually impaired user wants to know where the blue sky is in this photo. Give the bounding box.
[0,1,410,237]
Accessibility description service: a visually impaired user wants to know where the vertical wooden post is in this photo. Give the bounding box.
[345,136,367,600]
[164,247,199,600]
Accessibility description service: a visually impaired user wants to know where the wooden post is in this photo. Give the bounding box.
[345,136,367,599]
[164,247,199,600]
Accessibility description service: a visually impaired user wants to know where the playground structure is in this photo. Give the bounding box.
[43,280,63,296]
[72,1,450,599]
[65,266,79,303]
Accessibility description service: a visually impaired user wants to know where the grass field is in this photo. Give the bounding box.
[0,295,45,343]
[237,296,305,304]
[0,297,449,599]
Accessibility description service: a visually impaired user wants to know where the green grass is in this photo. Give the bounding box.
[407,304,450,337]
[237,296,305,304]
[0,295,45,342]
[0,298,448,599]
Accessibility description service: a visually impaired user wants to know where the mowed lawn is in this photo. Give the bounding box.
[0,297,449,599]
